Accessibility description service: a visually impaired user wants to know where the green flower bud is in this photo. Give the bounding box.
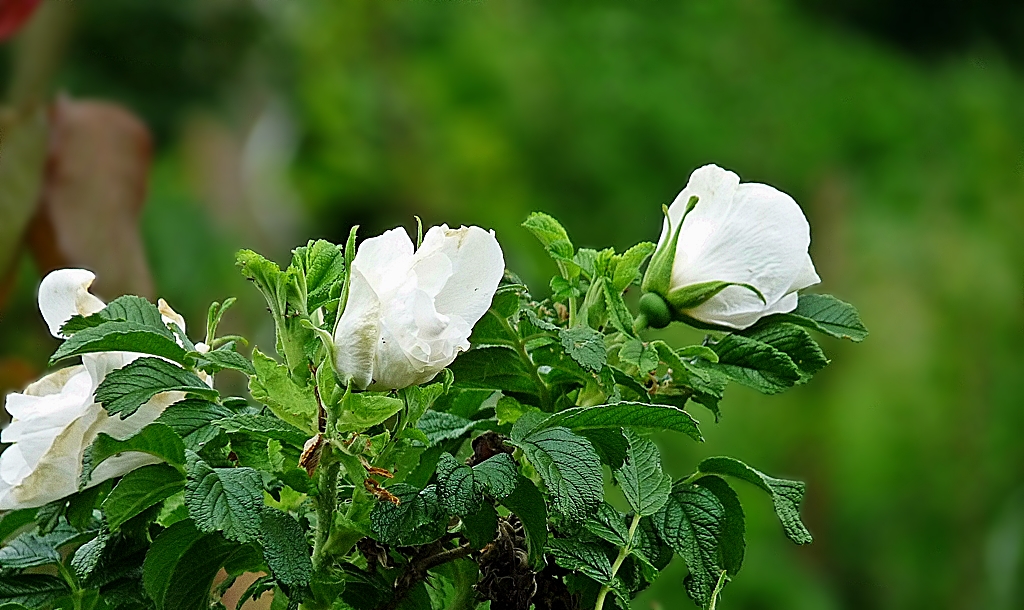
[638,292,672,329]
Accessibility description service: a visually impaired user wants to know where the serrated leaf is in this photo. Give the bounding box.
[615,430,672,517]
[292,239,345,313]
[103,464,186,531]
[335,393,404,434]
[435,453,518,516]
[611,242,656,291]
[697,456,812,545]
[398,378,451,428]
[586,502,629,547]
[214,414,308,448]
[546,538,613,584]
[744,322,829,380]
[619,339,659,373]
[559,326,607,373]
[522,212,578,278]
[775,293,868,342]
[578,428,628,470]
[197,348,256,375]
[416,411,493,446]
[499,475,548,568]
[0,575,69,608]
[449,346,542,396]
[143,520,248,610]
[94,357,218,419]
[709,333,802,394]
[248,348,318,433]
[50,321,186,366]
[184,452,263,544]
[81,422,186,487]
[155,399,234,450]
[695,476,745,575]
[370,484,446,546]
[522,402,703,442]
[510,427,603,523]
[602,280,635,336]
[654,485,725,607]
[259,508,312,591]
[60,295,166,335]
[0,531,60,569]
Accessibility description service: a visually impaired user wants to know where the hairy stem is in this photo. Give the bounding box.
[594,512,642,610]
[311,446,340,570]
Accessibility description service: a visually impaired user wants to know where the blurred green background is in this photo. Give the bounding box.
[2,0,1023,608]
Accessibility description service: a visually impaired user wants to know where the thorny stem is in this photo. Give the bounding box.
[497,315,553,411]
[594,512,642,610]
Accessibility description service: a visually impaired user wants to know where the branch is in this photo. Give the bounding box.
[378,542,474,610]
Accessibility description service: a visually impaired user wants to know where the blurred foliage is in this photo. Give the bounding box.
[1,0,1023,608]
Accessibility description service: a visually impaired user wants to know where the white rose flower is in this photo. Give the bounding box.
[0,269,188,510]
[639,164,820,330]
[333,224,505,390]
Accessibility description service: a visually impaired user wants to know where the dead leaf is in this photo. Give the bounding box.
[26,95,155,300]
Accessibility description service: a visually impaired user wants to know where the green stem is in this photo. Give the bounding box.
[708,570,729,610]
[594,512,642,610]
[311,446,340,570]
[497,315,553,411]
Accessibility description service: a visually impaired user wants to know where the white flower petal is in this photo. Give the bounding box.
[38,269,106,338]
[158,298,187,333]
[427,225,506,329]
[668,165,817,329]
[333,267,382,390]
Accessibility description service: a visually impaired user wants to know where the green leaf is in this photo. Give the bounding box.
[654,484,725,607]
[398,378,451,428]
[522,212,577,278]
[499,476,548,568]
[695,476,745,576]
[81,423,186,487]
[259,508,313,591]
[602,280,636,336]
[559,326,607,373]
[0,509,36,543]
[0,575,69,608]
[370,484,446,546]
[709,333,802,395]
[94,357,218,419]
[462,503,498,550]
[615,430,672,517]
[611,242,656,291]
[774,293,868,342]
[524,402,703,442]
[578,428,628,470]
[546,538,613,584]
[155,399,234,450]
[449,346,542,396]
[50,320,188,366]
[335,393,404,434]
[415,411,489,446]
[586,502,629,547]
[103,464,186,531]
[510,426,603,523]
[744,323,829,380]
[619,339,659,373]
[435,453,517,516]
[197,348,256,375]
[214,414,309,448]
[697,456,812,545]
[0,532,60,569]
[143,520,248,610]
[292,239,346,313]
[248,348,318,433]
[60,295,166,335]
[185,452,263,543]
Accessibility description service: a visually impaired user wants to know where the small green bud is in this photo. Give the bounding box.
[638,292,672,329]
